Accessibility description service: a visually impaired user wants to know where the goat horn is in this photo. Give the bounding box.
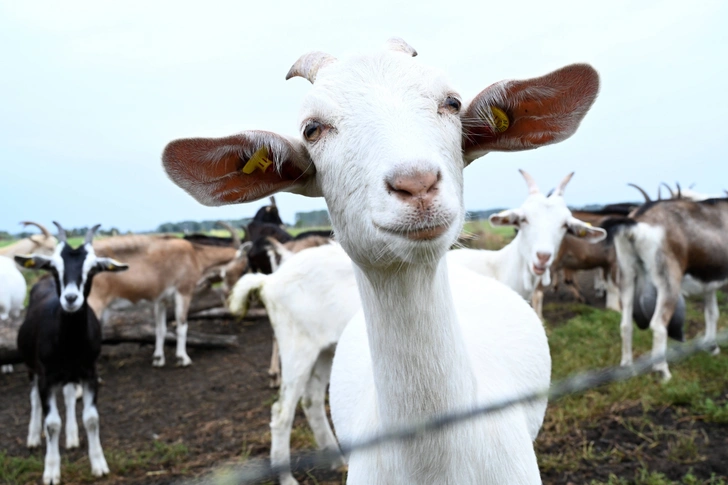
[660,182,675,198]
[85,224,101,245]
[657,185,663,201]
[285,51,337,84]
[19,221,52,239]
[554,172,574,197]
[518,169,540,195]
[386,37,418,57]
[675,182,682,199]
[216,221,241,247]
[269,196,277,207]
[52,221,67,243]
[627,183,651,203]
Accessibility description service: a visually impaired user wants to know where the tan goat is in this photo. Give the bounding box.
[0,222,57,258]
[88,235,237,366]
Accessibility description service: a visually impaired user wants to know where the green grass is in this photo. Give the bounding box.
[538,293,728,481]
[0,441,189,485]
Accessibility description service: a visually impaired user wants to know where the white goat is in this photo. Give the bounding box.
[164,39,599,484]
[0,255,26,321]
[228,243,358,483]
[449,170,605,302]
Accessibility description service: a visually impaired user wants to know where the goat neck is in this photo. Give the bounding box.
[190,243,237,270]
[354,258,476,424]
[489,232,539,298]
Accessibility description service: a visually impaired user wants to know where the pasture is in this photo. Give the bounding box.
[1,227,726,485]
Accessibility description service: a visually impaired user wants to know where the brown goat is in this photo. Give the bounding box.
[604,197,728,381]
[88,235,237,367]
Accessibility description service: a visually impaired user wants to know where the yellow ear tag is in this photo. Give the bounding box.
[579,222,592,237]
[24,259,34,268]
[490,107,510,133]
[242,147,273,175]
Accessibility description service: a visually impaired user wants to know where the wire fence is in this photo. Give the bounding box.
[183,330,728,485]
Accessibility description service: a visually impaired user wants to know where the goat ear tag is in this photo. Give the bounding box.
[23,259,34,268]
[242,147,274,175]
[490,107,510,133]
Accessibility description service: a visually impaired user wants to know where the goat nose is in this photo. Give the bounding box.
[65,294,78,303]
[536,252,552,264]
[387,170,440,204]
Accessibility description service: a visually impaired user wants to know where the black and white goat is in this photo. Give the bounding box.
[15,223,127,484]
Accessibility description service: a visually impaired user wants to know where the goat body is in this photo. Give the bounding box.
[89,235,237,367]
[604,197,728,380]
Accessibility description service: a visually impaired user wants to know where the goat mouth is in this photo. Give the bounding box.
[532,264,547,275]
[375,223,450,241]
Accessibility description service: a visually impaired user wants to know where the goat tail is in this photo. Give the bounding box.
[600,217,637,245]
[227,273,268,317]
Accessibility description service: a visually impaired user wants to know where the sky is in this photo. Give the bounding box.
[0,0,726,232]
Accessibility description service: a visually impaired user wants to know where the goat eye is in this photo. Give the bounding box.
[303,121,324,142]
[442,96,461,114]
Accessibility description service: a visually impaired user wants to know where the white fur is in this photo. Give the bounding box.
[43,391,62,485]
[331,264,549,483]
[27,378,42,448]
[63,383,80,449]
[0,255,26,320]
[82,382,110,477]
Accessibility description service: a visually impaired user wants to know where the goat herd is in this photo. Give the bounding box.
[1,39,726,485]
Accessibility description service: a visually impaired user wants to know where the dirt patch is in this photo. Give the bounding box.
[538,402,728,484]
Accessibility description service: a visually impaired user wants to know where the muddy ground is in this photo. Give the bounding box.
[0,271,726,484]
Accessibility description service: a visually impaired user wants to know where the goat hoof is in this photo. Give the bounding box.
[27,437,41,448]
[152,356,165,367]
[91,459,110,477]
[710,345,721,356]
[176,356,192,367]
[268,379,280,389]
[42,467,61,485]
[65,436,79,449]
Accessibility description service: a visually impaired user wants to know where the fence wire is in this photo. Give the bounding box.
[183,330,728,485]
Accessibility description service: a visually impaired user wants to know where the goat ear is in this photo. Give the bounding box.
[489,209,524,228]
[95,258,129,272]
[14,254,53,270]
[162,131,319,206]
[462,64,599,164]
[566,218,607,242]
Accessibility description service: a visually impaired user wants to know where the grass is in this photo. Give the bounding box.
[537,293,728,482]
[0,441,189,485]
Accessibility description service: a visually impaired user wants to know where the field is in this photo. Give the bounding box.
[1,230,727,484]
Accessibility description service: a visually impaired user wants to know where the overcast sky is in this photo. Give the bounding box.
[1,0,725,232]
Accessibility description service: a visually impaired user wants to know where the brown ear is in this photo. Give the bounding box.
[162,131,317,206]
[462,64,599,164]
